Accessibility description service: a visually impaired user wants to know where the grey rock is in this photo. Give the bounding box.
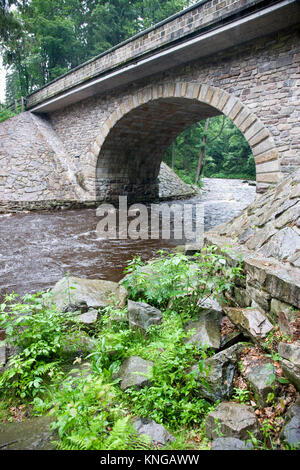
[184,243,203,255]
[278,341,300,366]
[50,276,128,311]
[281,359,300,391]
[114,356,153,391]
[258,227,300,261]
[127,300,162,331]
[211,437,253,450]
[197,297,223,313]
[188,343,245,401]
[288,251,300,268]
[133,418,175,445]
[0,345,6,368]
[205,402,259,441]
[279,342,300,391]
[246,223,277,250]
[73,309,98,324]
[281,401,300,448]
[246,363,276,407]
[224,307,274,345]
[270,299,297,335]
[185,309,222,350]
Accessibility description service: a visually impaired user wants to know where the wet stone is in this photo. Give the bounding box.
[258,227,300,261]
[279,341,300,391]
[73,309,98,324]
[0,345,6,368]
[50,276,128,311]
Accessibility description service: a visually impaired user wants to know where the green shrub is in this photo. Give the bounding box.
[48,370,148,450]
[122,246,243,309]
[0,292,76,398]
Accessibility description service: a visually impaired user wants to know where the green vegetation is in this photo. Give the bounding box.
[0,246,241,450]
[123,246,242,309]
[1,0,191,101]
[0,1,255,181]
[0,103,16,122]
[163,116,255,181]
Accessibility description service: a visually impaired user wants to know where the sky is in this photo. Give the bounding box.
[0,56,6,103]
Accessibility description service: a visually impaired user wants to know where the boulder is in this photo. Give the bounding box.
[281,400,300,448]
[205,402,259,440]
[114,356,153,391]
[211,437,253,450]
[279,341,300,391]
[127,300,162,331]
[224,307,274,345]
[188,343,245,401]
[185,309,222,350]
[246,363,276,407]
[133,418,175,445]
[281,360,300,391]
[50,276,128,311]
[73,309,98,325]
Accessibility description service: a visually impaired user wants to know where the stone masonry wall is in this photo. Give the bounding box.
[0,111,197,209]
[26,0,267,108]
[0,112,83,202]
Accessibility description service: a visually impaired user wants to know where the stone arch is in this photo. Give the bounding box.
[83,82,282,200]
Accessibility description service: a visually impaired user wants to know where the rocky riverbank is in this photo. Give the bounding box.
[0,171,298,451]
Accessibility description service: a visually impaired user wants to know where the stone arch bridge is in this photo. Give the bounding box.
[1,0,300,206]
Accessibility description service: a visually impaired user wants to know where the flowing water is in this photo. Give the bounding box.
[0,178,256,299]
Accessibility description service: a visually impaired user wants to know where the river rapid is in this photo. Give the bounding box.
[0,178,256,299]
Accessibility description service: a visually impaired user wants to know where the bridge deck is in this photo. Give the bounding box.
[26,0,300,112]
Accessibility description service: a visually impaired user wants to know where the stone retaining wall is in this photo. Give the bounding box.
[204,168,300,337]
[0,113,197,211]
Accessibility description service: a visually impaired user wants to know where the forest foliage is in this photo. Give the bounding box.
[0,0,255,179]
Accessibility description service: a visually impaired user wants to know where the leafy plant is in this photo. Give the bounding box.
[122,246,243,309]
[232,387,250,404]
[0,291,77,398]
[49,370,146,450]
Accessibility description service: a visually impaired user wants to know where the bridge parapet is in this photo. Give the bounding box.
[26,0,269,109]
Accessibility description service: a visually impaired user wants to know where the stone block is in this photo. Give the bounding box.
[205,402,259,440]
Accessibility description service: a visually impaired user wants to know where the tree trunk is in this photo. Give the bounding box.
[171,140,175,170]
[195,118,210,184]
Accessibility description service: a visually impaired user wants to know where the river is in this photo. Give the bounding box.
[0,178,256,299]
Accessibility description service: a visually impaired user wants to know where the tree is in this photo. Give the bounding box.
[2,0,192,99]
